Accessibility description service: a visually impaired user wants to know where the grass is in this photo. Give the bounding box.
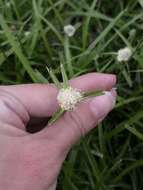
[0,0,143,189]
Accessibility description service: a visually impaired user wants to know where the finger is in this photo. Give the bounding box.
[36,90,117,152]
[0,73,116,118]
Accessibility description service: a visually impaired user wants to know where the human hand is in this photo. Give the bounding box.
[0,73,116,190]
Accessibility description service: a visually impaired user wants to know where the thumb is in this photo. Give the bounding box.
[38,89,116,151]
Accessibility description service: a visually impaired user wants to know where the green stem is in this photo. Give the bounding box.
[48,90,104,125]
[48,109,65,125]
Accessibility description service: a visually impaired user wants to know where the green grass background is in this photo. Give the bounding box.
[1,0,143,189]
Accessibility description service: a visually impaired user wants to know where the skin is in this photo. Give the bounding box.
[0,73,116,190]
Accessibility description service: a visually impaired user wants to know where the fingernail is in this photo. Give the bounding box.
[103,90,116,107]
[90,91,116,120]
[112,87,117,91]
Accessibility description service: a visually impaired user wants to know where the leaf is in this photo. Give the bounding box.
[35,69,49,83]
[46,67,61,88]
[82,0,97,50]
[138,0,143,7]
[113,159,143,183]
[125,125,143,141]
[0,14,38,82]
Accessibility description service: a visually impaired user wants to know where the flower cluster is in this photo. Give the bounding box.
[57,25,133,112]
[57,87,83,110]
[64,25,76,37]
[117,47,132,62]
[24,31,31,37]
[63,24,132,62]
[6,2,11,7]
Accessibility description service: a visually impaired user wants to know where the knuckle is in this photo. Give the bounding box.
[0,89,29,124]
[0,90,17,107]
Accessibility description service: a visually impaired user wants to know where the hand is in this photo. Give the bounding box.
[0,73,116,190]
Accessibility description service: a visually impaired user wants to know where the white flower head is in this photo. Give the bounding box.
[24,31,31,37]
[57,87,83,110]
[117,47,132,62]
[64,25,76,37]
[6,2,11,7]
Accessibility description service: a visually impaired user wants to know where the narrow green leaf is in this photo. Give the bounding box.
[39,14,63,44]
[106,110,143,140]
[35,69,49,83]
[84,90,103,98]
[0,14,37,82]
[46,67,61,88]
[87,9,126,51]
[138,0,143,7]
[122,68,133,87]
[115,96,143,108]
[125,125,143,141]
[113,160,143,183]
[82,0,97,50]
